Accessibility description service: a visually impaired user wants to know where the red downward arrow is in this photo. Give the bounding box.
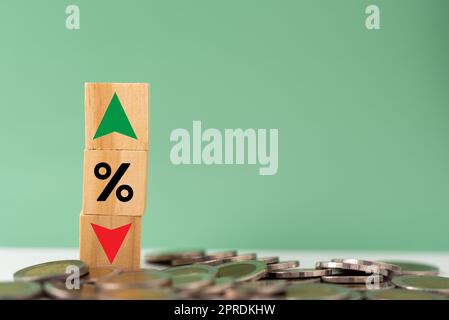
[91,223,132,264]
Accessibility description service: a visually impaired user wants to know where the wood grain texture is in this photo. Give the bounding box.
[79,214,141,271]
[82,149,148,216]
[85,83,149,150]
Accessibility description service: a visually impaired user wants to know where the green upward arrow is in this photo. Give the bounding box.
[93,93,137,140]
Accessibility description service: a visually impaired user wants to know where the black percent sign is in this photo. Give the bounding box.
[94,162,134,202]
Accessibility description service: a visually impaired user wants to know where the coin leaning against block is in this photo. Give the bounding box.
[82,266,122,283]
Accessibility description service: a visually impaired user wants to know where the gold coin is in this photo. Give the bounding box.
[365,289,447,300]
[97,269,170,290]
[0,282,42,300]
[82,266,122,283]
[217,261,267,282]
[44,281,98,300]
[14,260,88,282]
[286,283,352,300]
[100,288,175,300]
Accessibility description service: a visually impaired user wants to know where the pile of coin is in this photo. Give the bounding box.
[1,250,448,300]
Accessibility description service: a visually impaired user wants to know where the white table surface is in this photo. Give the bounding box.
[1,248,448,281]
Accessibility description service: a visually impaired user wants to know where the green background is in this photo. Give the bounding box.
[1,0,448,250]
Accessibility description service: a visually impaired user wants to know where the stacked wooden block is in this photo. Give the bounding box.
[80,83,149,271]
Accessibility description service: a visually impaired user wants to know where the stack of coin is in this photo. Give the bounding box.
[2,251,448,300]
[323,259,402,291]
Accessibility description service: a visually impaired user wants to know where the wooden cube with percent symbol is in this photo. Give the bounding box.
[82,149,148,216]
[79,213,141,271]
[85,82,149,151]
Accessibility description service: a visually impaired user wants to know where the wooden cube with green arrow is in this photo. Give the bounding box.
[85,82,149,150]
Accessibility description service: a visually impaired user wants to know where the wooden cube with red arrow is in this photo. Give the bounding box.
[79,214,141,271]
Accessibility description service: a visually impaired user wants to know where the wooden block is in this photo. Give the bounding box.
[79,214,141,271]
[85,83,149,150]
[82,149,148,216]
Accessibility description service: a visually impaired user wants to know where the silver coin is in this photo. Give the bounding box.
[365,288,447,300]
[331,258,401,274]
[14,260,89,283]
[0,282,42,300]
[224,253,257,262]
[316,261,389,277]
[269,268,331,279]
[195,258,225,266]
[258,257,280,265]
[206,251,237,260]
[392,275,449,295]
[97,269,171,290]
[322,274,384,284]
[287,277,321,284]
[267,261,300,272]
[286,283,352,300]
[328,269,358,276]
[170,256,206,266]
[382,260,439,276]
[188,251,237,266]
